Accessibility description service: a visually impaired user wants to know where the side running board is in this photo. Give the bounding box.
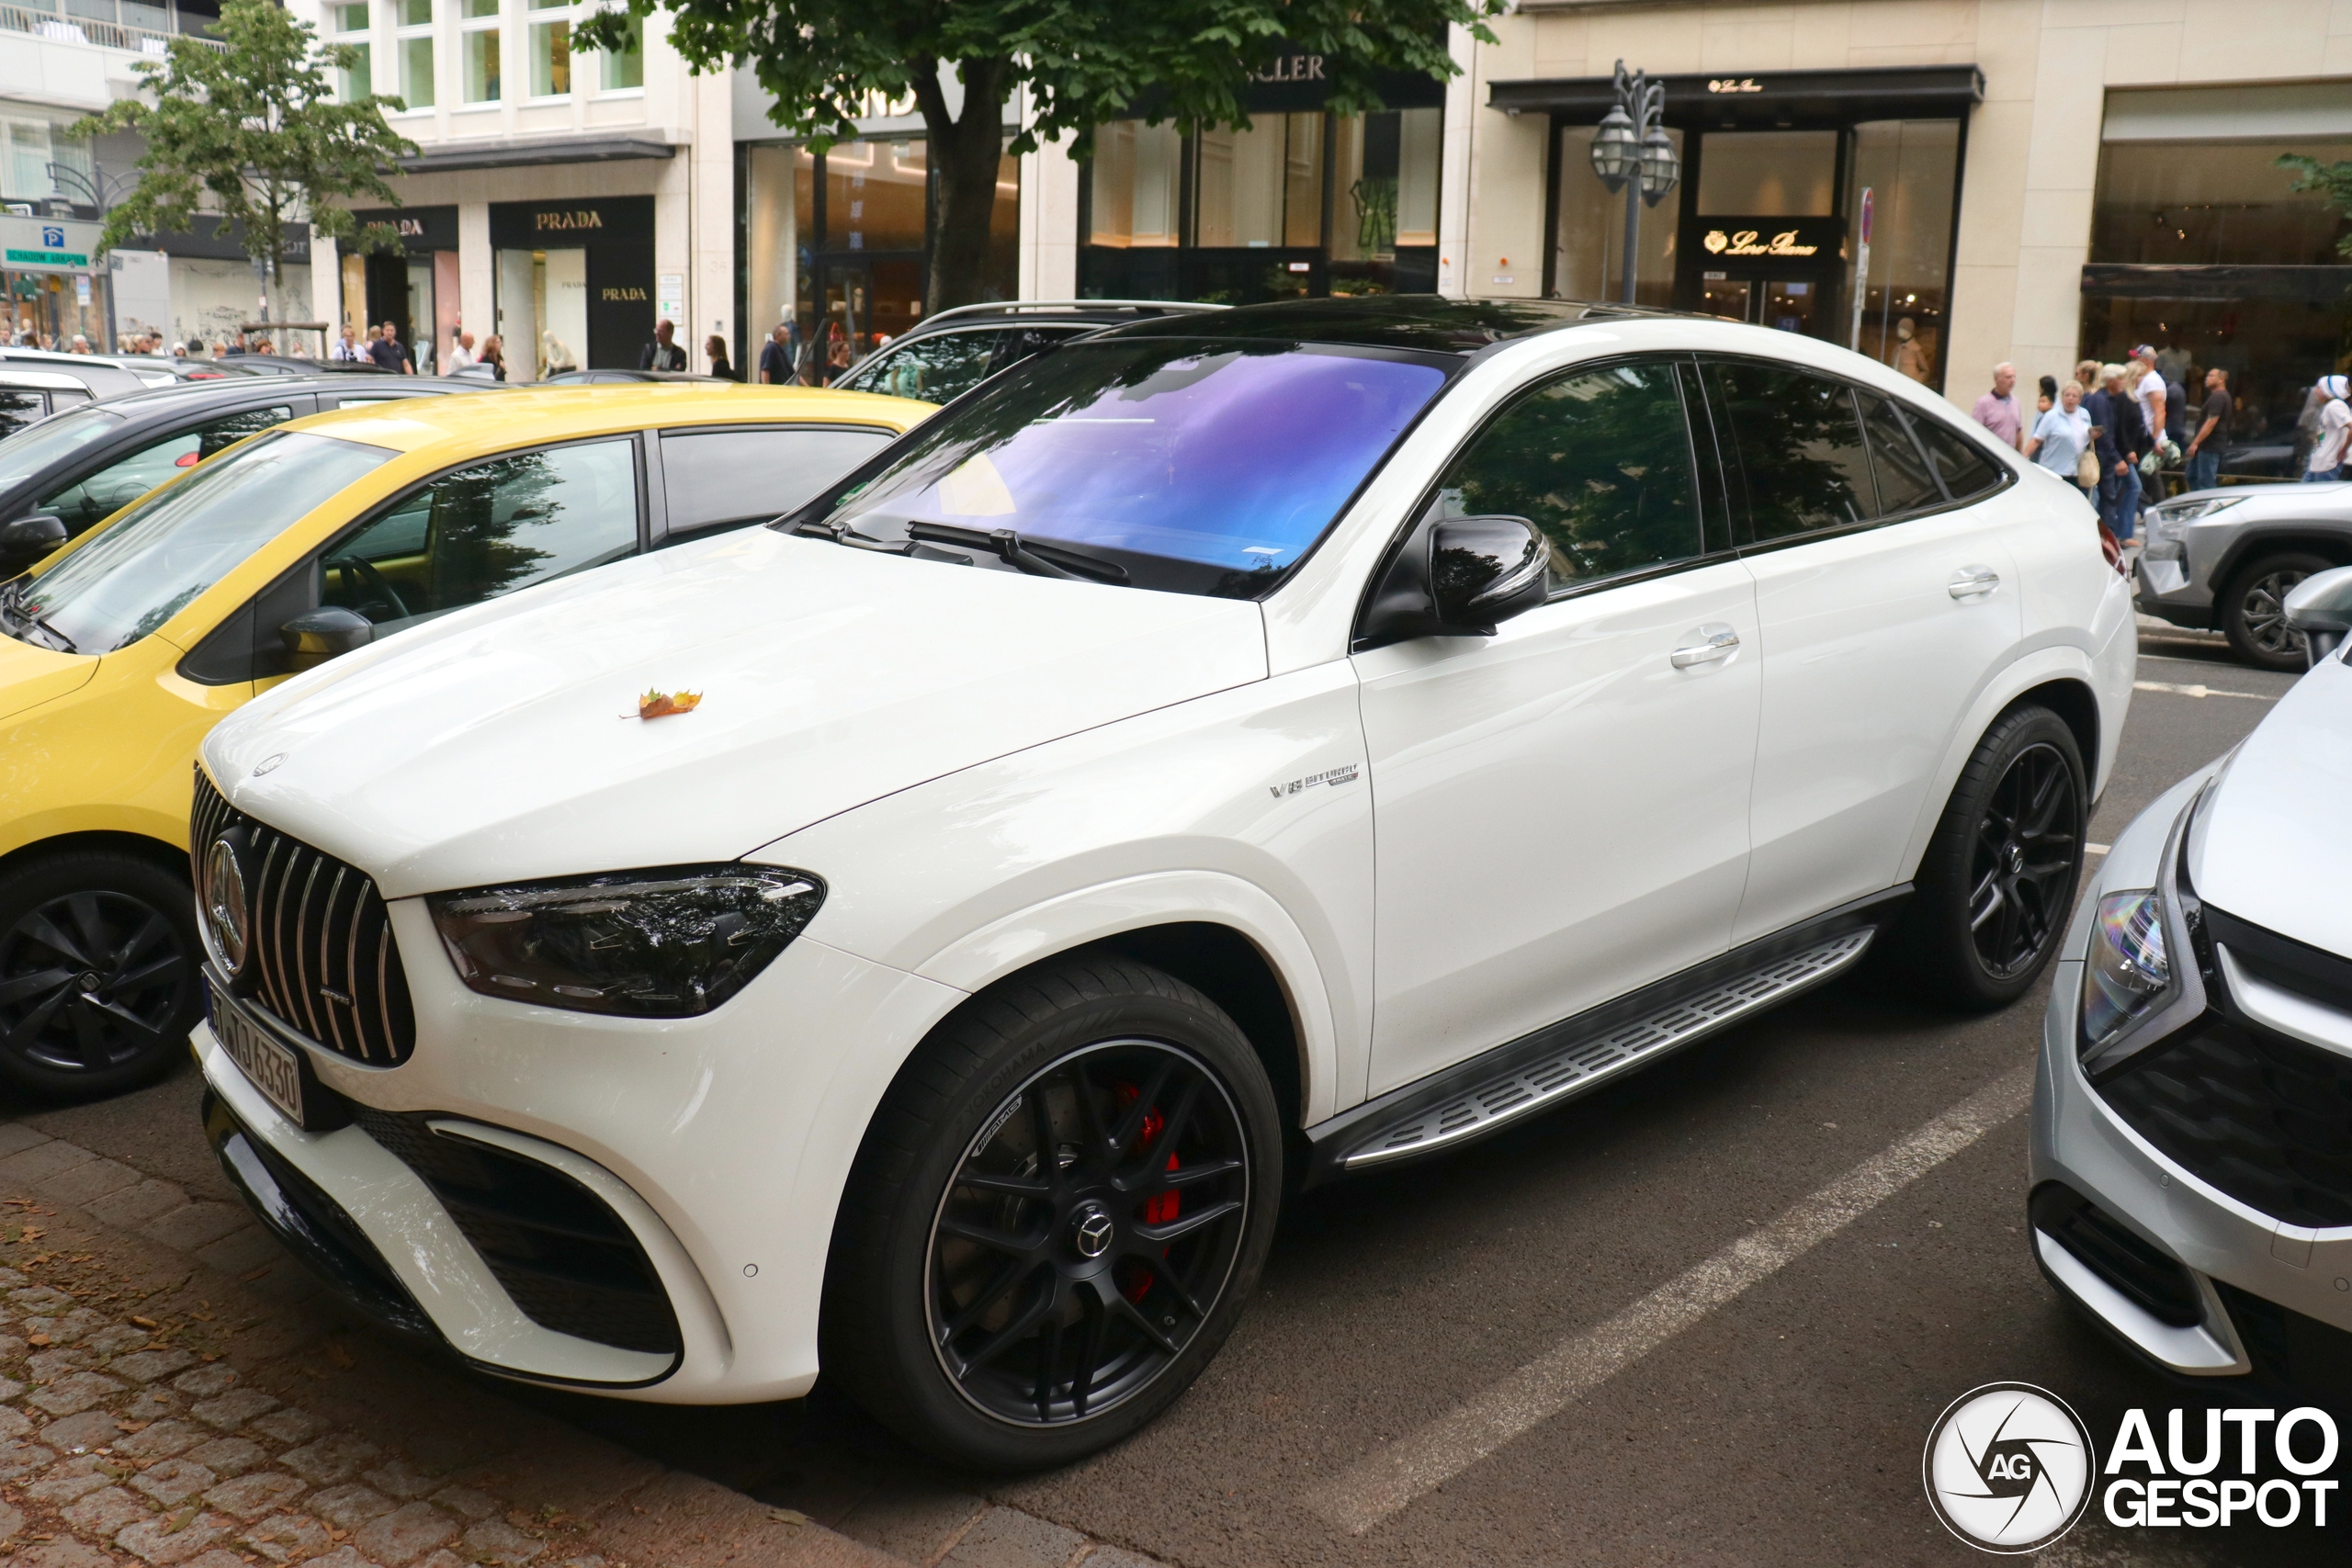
[1302,895,1902,1186]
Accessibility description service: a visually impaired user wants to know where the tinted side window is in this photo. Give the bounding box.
[1859,394,1942,515]
[0,391,47,436]
[661,426,894,538]
[1911,417,2006,502]
[1708,362,1875,540]
[321,439,639,634]
[39,405,297,531]
[1426,358,1702,589]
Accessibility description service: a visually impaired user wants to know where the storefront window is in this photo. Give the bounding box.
[825,138,927,253]
[1846,120,1959,388]
[1551,124,1680,309]
[1697,130,1837,217]
[2081,135,2352,478]
[1081,107,1440,303]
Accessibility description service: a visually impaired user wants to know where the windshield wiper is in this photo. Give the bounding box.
[792,518,974,565]
[0,581,75,652]
[904,522,1129,584]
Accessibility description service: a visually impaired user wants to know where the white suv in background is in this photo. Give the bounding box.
[192,298,2135,1470]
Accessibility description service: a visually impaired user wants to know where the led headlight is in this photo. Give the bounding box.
[2081,889,2173,1051]
[2152,496,2242,531]
[429,864,825,1018]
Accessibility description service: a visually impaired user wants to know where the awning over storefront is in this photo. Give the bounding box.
[2081,264,2352,303]
[397,133,678,175]
[1489,64,1984,126]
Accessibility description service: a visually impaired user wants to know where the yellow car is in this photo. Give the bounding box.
[0,384,929,1096]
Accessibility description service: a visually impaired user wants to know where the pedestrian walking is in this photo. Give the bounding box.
[479,334,507,381]
[640,319,686,371]
[331,323,364,362]
[2184,367,2231,492]
[1972,362,2024,451]
[369,320,413,374]
[757,322,798,385]
[446,331,477,371]
[2026,380,2094,501]
[2131,346,2168,459]
[2306,375,2350,482]
[2036,374,2057,416]
[2084,364,2146,541]
[706,334,740,382]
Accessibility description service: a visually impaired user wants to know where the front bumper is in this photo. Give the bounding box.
[2028,784,2352,1392]
[2132,551,2211,628]
[197,916,968,1404]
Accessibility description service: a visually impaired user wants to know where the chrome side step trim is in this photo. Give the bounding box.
[1340,930,1874,1170]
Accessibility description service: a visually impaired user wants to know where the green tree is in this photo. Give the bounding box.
[577,0,1498,313]
[73,0,418,331]
[2278,153,2352,258]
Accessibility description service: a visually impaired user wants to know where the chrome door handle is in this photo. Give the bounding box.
[1670,625,1741,668]
[1949,565,2001,599]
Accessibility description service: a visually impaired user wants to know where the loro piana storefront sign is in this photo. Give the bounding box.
[1699,218,1844,262]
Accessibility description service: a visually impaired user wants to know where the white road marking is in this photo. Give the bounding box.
[2087,843,2111,856]
[1305,1066,2036,1534]
[2132,679,2274,701]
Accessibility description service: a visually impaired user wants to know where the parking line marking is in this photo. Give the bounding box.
[2132,679,2274,701]
[1304,1065,2036,1535]
[2087,843,2111,856]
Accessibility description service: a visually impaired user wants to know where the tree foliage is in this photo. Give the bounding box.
[579,0,1499,311]
[2279,153,2352,259]
[74,0,417,300]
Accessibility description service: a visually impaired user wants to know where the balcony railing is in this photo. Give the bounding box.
[0,0,222,54]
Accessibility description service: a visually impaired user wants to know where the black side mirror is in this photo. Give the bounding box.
[280,606,373,671]
[1355,513,1551,650]
[0,514,67,570]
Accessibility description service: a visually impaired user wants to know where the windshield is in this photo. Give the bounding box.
[17,430,394,654]
[0,406,122,490]
[806,338,1450,595]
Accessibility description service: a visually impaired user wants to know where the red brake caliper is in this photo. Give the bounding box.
[1114,1085,1179,1303]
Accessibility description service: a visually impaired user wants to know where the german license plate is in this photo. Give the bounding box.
[213,989,304,1125]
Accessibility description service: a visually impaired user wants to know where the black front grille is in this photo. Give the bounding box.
[2030,1182,2202,1327]
[2091,899,2352,1229]
[353,1107,682,1358]
[194,769,416,1066]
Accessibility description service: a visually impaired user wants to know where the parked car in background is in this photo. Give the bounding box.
[537,370,733,386]
[2031,614,2352,1398]
[831,300,1223,404]
[192,297,2132,1471]
[0,377,497,575]
[0,383,931,1098]
[0,367,141,440]
[2136,479,2352,671]
[0,348,182,391]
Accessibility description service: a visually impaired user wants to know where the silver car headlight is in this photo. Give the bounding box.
[2076,787,2211,1080]
[2153,496,2242,533]
[429,864,825,1018]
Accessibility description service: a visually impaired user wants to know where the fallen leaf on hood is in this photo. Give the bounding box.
[637,689,703,720]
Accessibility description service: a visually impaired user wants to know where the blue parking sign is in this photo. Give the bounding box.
[40,226,62,248]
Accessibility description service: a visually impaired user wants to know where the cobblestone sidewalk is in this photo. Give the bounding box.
[0,1113,1168,1568]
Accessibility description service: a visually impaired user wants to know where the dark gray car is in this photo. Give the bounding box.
[2137,479,2352,670]
[829,300,1222,404]
[0,375,496,574]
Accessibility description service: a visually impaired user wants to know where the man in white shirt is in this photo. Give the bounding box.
[2132,346,2167,458]
[2306,375,2350,482]
[446,331,476,371]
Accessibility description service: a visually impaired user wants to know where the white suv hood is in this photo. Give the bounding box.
[203,529,1269,897]
[2189,654,2352,957]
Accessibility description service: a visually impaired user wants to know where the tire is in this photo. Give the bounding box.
[1898,705,2087,1012]
[821,954,1283,1472]
[2220,551,2329,672]
[0,850,200,1098]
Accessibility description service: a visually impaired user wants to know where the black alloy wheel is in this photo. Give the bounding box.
[1899,705,2087,1011]
[0,851,200,1096]
[823,954,1282,1471]
[2222,552,2328,672]
[1966,740,2081,981]
[927,1039,1250,1427]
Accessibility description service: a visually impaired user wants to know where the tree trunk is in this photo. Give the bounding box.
[913,59,1011,314]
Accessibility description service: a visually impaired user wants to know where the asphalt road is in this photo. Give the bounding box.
[4,621,2315,1567]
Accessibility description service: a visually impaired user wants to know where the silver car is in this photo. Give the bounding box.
[2137,480,2352,671]
[2030,642,2352,1392]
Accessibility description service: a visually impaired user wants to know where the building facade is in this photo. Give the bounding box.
[298,0,733,378]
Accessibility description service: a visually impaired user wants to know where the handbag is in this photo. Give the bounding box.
[2076,446,2100,487]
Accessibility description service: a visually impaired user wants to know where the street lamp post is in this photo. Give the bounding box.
[1587,60,1680,305]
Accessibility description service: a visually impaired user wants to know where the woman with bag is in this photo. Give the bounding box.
[2028,381,2097,502]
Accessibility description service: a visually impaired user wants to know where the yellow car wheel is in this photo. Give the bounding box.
[0,850,201,1097]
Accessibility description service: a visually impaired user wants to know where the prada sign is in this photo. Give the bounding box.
[1699,218,1844,262]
